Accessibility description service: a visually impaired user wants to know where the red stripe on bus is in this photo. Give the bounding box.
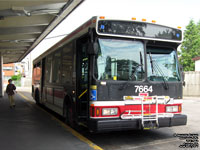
[90,104,182,118]
[54,89,64,99]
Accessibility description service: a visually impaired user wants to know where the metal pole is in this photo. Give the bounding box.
[0,53,4,97]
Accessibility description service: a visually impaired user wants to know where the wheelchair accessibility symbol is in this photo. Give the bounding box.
[91,89,97,100]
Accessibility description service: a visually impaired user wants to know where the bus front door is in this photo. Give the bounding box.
[77,38,89,121]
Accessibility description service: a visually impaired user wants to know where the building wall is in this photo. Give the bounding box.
[195,60,200,71]
[183,71,200,97]
[3,63,15,84]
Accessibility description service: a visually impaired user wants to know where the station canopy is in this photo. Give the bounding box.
[0,0,83,64]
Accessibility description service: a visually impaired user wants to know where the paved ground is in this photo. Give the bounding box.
[0,90,95,150]
[81,97,200,150]
[0,88,199,150]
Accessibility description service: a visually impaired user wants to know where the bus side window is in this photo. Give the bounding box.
[52,51,61,84]
[45,55,53,83]
[33,64,37,84]
[33,62,41,82]
[62,42,73,84]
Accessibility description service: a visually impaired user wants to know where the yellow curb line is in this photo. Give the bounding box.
[18,92,103,150]
[17,92,34,104]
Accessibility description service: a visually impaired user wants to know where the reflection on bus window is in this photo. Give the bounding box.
[52,51,61,83]
[45,56,52,83]
[147,47,180,82]
[62,42,73,84]
[33,63,41,83]
[81,44,88,88]
[96,39,145,81]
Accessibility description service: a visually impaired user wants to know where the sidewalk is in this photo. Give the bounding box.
[16,86,31,92]
[183,96,200,100]
[0,92,94,150]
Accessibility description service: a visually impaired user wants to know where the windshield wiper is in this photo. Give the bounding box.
[149,52,168,90]
[140,51,144,78]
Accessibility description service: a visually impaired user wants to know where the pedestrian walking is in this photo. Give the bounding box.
[6,79,16,108]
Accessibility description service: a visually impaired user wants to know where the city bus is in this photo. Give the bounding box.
[32,16,187,132]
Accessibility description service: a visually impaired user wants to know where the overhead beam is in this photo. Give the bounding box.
[0,34,39,41]
[0,46,28,50]
[0,43,32,47]
[0,1,67,9]
[0,15,54,28]
[3,55,22,64]
[2,50,26,54]
[0,26,45,35]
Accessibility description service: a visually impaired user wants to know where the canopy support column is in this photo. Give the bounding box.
[0,53,4,97]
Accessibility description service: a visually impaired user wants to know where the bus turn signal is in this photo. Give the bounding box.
[99,16,105,19]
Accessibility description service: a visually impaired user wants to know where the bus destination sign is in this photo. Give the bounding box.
[97,20,182,41]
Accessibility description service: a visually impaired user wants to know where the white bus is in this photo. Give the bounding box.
[32,16,187,132]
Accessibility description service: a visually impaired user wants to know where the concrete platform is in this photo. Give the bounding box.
[0,92,95,150]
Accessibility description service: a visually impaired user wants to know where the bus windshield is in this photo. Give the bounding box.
[96,39,145,81]
[147,47,180,82]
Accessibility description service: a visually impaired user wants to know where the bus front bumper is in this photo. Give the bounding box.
[89,114,187,132]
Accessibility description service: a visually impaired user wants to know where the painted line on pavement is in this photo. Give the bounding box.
[17,92,34,104]
[18,92,103,150]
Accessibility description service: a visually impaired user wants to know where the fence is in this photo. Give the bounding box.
[183,71,200,97]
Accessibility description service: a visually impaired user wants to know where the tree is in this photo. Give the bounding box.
[179,19,200,71]
[11,74,22,81]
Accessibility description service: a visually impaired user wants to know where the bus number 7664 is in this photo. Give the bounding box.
[134,85,153,93]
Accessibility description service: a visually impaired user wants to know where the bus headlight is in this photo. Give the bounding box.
[166,106,178,112]
[102,108,118,116]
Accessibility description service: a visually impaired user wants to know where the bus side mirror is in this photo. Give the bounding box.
[87,42,98,55]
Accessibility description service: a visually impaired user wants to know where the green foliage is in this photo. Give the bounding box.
[179,20,200,71]
[11,74,22,81]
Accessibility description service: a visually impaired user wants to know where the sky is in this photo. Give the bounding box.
[27,0,200,61]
